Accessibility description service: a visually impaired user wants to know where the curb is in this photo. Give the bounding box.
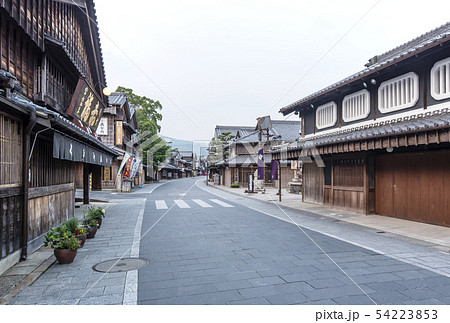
[0,249,56,305]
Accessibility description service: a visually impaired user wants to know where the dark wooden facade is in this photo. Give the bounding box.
[0,0,112,266]
[0,111,22,261]
[276,23,450,226]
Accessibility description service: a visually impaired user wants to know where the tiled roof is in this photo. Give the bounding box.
[277,108,450,150]
[215,125,254,138]
[108,92,127,106]
[234,120,300,143]
[9,93,118,156]
[280,21,450,115]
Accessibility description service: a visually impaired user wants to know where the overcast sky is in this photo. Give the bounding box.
[95,0,449,142]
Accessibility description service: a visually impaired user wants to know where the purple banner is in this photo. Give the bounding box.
[271,160,278,180]
[257,149,264,180]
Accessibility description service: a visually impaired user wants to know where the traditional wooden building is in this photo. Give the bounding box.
[96,92,141,191]
[0,0,116,271]
[274,22,450,226]
[210,120,300,188]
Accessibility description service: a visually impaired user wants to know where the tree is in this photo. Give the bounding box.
[209,131,236,163]
[115,86,171,169]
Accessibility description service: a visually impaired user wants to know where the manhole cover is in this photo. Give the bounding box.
[93,258,149,273]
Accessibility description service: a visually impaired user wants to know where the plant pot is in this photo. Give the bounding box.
[96,218,103,229]
[75,234,87,247]
[54,249,77,264]
[86,226,98,239]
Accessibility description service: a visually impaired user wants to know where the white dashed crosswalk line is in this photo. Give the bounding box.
[155,200,168,209]
[209,199,234,208]
[192,199,213,208]
[174,200,191,208]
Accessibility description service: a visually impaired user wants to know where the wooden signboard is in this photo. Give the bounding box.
[67,78,106,131]
[115,121,123,145]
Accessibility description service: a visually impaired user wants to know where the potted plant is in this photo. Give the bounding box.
[231,183,240,188]
[44,226,81,264]
[82,216,99,239]
[85,206,106,228]
[62,217,87,247]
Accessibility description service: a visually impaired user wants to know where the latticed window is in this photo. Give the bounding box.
[0,113,22,186]
[316,102,337,130]
[342,90,370,122]
[378,72,419,113]
[431,57,450,100]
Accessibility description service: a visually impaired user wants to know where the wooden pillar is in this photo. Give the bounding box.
[83,163,90,204]
[91,164,102,191]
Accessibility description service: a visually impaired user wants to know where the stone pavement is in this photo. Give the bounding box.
[212,184,450,249]
[1,196,147,305]
[135,179,450,305]
[207,183,450,278]
[2,178,450,305]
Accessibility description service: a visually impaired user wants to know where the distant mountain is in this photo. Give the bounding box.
[160,136,209,157]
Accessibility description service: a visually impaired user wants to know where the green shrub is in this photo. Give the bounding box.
[231,183,239,188]
[61,217,80,235]
[44,226,81,250]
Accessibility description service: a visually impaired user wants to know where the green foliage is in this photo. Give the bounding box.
[209,132,236,164]
[231,183,240,188]
[217,132,235,142]
[44,226,81,250]
[61,217,80,235]
[115,86,171,168]
[82,216,99,229]
[84,206,105,220]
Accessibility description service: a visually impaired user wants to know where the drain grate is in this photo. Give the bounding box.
[93,258,149,273]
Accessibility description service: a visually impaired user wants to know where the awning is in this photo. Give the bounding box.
[53,132,114,166]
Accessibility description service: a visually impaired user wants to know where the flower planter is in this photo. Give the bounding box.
[75,233,87,247]
[86,226,98,239]
[54,249,77,264]
[97,218,103,229]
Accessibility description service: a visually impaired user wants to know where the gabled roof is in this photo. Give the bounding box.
[280,21,450,115]
[214,125,254,139]
[234,120,300,143]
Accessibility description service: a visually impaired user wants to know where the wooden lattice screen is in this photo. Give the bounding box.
[0,112,23,260]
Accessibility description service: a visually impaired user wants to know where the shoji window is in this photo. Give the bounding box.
[342,90,370,122]
[431,57,450,100]
[316,102,337,129]
[378,72,419,113]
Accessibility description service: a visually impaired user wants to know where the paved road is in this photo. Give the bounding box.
[137,178,450,305]
[7,177,450,305]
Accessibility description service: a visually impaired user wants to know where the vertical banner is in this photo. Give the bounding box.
[123,156,134,179]
[115,121,123,145]
[271,160,279,180]
[257,148,264,180]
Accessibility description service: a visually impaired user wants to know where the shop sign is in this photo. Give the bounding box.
[97,118,108,135]
[67,78,106,131]
[104,167,111,181]
[116,121,123,145]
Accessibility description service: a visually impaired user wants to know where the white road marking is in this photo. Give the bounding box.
[192,199,213,208]
[155,200,168,209]
[209,199,234,208]
[175,200,190,208]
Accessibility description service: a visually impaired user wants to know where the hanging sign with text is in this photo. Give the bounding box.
[67,78,106,132]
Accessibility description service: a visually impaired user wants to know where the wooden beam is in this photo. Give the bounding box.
[28,183,74,199]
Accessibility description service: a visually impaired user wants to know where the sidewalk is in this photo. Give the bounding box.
[0,194,147,305]
[209,184,450,250]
